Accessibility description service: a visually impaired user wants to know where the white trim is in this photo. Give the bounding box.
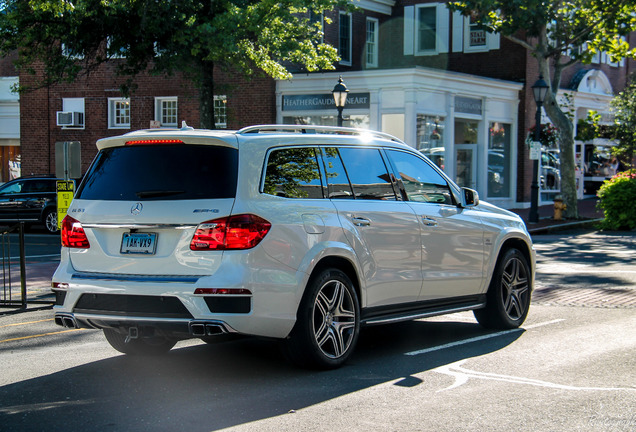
[108,98,131,129]
[414,3,449,56]
[366,17,379,68]
[154,97,178,127]
[357,0,395,15]
[214,95,228,129]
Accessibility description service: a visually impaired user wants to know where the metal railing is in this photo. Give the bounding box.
[0,222,27,309]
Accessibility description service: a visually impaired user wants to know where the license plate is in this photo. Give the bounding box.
[121,232,157,254]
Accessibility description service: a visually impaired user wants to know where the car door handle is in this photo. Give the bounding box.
[422,216,438,227]
[351,217,371,227]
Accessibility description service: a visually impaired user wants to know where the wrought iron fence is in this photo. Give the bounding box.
[0,222,27,309]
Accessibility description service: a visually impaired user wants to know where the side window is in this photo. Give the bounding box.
[263,148,324,199]
[387,149,454,205]
[0,181,23,194]
[321,148,354,199]
[338,147,397,201]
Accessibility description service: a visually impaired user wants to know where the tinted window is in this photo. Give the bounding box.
[0,181,23,194]
[387,150,454,205]
[321,147,354,199]
[24,180,56,193]
[263,148,323,199]
[338,147,396,201]
[76,144,238,200]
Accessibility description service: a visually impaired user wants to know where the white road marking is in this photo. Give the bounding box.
[433,360,636,392]
[404,319,564,357]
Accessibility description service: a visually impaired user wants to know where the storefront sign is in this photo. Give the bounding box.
[455,96,483,115]
[283,93,370,111]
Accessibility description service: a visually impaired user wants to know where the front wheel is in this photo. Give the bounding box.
[103,328,176,355]
[282,268,360,369]
[474,248,531,329]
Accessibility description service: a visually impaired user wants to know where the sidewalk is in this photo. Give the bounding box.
[509,197,604,234]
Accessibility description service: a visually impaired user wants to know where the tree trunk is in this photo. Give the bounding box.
[543,91,580,219]
[199,61,216,129]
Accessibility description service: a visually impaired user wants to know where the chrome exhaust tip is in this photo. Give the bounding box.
[189,321,228,337]
[55,314,78,329]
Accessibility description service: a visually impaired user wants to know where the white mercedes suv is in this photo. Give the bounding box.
[52,124,535,369]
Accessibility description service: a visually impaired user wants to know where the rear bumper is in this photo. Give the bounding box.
[54,312,237,339]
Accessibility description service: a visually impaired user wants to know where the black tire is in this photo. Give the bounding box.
[43,208,59,234]
[103,328,176,355]
[282,268,360,369]
[474,248,531,329]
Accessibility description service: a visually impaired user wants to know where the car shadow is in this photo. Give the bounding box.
[0,319,523,432]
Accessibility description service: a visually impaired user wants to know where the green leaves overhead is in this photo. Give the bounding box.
[0,0,348,90]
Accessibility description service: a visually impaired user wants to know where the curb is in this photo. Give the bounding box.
[527,218,604,235]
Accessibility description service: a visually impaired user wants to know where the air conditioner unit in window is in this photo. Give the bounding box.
[56,111,84,127]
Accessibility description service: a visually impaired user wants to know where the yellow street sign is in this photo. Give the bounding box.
[56,181,75,229]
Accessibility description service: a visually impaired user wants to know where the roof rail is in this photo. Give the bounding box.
[236,124,405,144]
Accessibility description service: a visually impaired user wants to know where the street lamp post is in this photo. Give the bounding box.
[529,76,549,223]
[332,76,349,127]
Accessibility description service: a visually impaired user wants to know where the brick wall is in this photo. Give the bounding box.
[20,61,276,176]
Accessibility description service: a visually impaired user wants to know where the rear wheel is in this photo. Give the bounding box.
[43,208,58,234]
[282,268,360,369]
[103,328,176,355]
[474,248,531,329]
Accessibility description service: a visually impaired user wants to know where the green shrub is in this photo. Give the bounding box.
[597,170,636,230]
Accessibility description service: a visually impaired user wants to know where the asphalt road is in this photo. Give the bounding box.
[0,230,634,432]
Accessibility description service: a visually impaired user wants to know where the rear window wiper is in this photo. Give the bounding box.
[135,190,185,198]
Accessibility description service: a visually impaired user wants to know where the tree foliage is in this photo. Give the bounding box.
[610,76,636,169]
[0,0,348,128]
[449,0,636,218]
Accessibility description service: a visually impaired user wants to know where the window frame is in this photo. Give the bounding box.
[108,98,131,129]
[339,11,352,65]
[415,3,438,55]
[214,95,228,129]
[155,97,178,127]
[365,17,379,68]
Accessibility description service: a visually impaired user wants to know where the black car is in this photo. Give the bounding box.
[0,176,62,233]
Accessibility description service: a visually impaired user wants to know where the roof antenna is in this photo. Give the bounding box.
[181,121,194,131]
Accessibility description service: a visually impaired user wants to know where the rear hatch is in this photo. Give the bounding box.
[68,139,239,275]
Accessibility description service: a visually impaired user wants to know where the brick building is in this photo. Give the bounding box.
[277,1,634,208]
[0,52,20,182]
[14,0,636,208]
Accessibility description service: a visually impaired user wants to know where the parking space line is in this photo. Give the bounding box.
[0,328,82,344]
[404,319,564,356]
[0,318,54,329]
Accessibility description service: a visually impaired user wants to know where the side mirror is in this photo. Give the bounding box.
[461,188,479,207]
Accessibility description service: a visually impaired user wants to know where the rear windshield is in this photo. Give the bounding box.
[76,144,238,201]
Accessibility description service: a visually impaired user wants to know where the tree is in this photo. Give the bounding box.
[449,0,636,218]
[0,0,348,128]
[610,76,636,169]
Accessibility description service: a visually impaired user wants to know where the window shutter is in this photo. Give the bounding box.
[452,11,463,53]
[437,4,450,54]
[404,6,414,55]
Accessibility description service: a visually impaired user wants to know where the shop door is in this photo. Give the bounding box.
[455,145,477,189]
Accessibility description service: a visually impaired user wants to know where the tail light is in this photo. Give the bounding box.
[61,215,90,249]
[190,214,271,251]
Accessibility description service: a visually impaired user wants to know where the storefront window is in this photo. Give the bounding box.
[488,122,511,198]
[417,115,445,171]
[283,115,369,129]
